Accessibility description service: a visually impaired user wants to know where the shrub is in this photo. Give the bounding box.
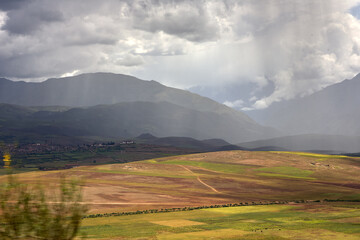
[0,174,87,239]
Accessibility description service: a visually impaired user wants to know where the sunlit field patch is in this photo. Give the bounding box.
[271,151,349,159]
[200,205,291,214]
[157,228,248,240]
[80,202,360,239]
[90,163,196,179]
[255,166,314,179]
[157,159,248,174]
[152,219,205,227]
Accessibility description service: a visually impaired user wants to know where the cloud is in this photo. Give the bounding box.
[2,1,64,35]
[115,54,144,67]
[0,0,29,11]
[350,3,360,18]
[0,0,359,111]
[249,3,360,109]
[130,0,220,42]
[223,99,244,108]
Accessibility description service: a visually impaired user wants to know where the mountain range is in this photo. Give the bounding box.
[1,72,360,153]
[248,73,360,136]
[0,73,277,143]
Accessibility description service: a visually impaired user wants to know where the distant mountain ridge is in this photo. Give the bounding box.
[0,73,278,143]
[238,134,360,153]
[135,133,232,151]
[0,72,253,123]
[248,73,360,136]
[0,101,275,143]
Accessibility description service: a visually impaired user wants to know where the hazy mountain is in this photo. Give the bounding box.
[0,102,276,143]
[189,81,275,110]
[201,138,230,147]
[247,73,360,136]
[238,134,360,153]
[0,73,279,143]
[137,136,216,151]
[136,133,231,151]
[0,73,254,124]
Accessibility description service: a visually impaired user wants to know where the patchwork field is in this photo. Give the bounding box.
[1,150,360,239]
[2,150,359,214]
[80,202,360,239]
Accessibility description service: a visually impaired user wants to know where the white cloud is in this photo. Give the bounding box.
[223,99,244,108]
[115,54,144,67]
[61,69,79,78]
[0,11,7,28]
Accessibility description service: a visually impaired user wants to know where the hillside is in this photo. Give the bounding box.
[248,73,360,136]
[0,102,275,143]
[238,134,360,153]
[6,150,360,213]
[135,133,232,151]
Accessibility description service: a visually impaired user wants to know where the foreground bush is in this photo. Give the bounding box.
[0,174,87,239]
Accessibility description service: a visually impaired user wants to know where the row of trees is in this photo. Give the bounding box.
[85,201,290,219]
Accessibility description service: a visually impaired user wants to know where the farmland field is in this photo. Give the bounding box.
[80,202,360,239]
[1,150,360,238]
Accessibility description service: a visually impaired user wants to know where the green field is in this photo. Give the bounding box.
[81,202,360,239]
[155,159,248,174]
[255,166,314,179]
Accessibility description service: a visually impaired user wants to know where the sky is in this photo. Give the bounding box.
[1,0,360,110]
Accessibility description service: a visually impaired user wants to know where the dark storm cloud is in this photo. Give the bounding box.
[0,0,29,11]
[130,0,220,42]
[0,0,360,110]
[0,47,96,78]
[3,8,64,35]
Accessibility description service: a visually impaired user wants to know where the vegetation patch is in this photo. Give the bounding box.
[257,173,316,180]
[152,219,205,227]
[266,229,360,240]
[255,166,314,179]
[157,228,247,240]
[0,168,38,176]
[89,168,195,179]
[158,159,247,174]
[201,205,290,215]
[81,202,360,239]
[271,151,349,159]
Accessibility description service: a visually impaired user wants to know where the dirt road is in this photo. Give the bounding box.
[178,165,220,193]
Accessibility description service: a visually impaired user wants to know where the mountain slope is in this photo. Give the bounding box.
[238,134,360,153]
[135,134,231,151]
[0,102,276,143]
[0,73,253,123]
[248,73,360,136]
